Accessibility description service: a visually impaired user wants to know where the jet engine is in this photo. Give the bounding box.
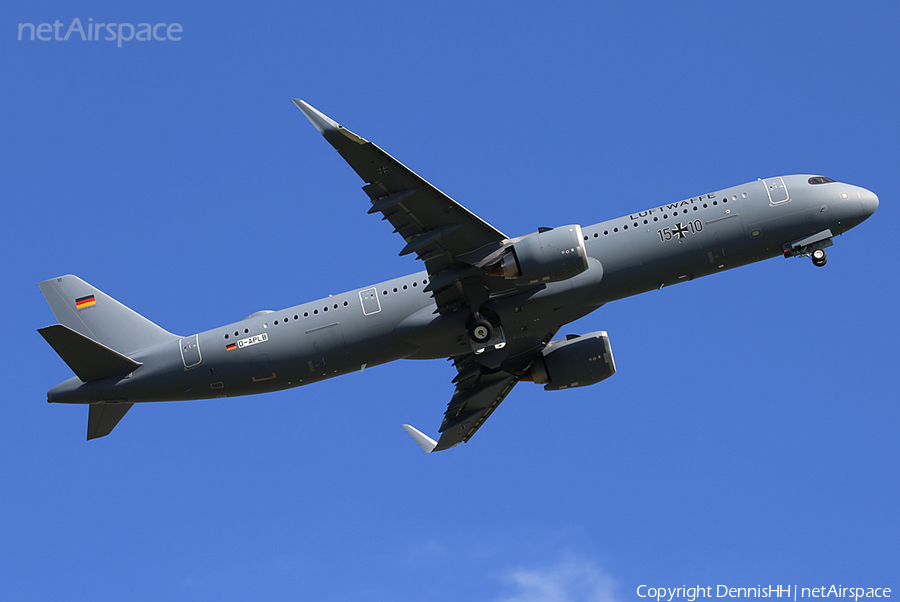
[488,225,589,284]
[527,331,616,391]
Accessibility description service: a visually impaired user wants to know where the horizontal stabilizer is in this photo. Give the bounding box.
[88,402,134,440]
[38,324,142,382]
[401,424,437,453]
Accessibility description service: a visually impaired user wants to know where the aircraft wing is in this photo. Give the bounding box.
[402,323,557,452]
[404,354,520,452]
[294,99,509,315]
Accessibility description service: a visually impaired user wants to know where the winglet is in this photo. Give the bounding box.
[401,424,437,453]
[292,99,367,145]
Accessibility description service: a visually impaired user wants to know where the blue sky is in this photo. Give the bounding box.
[3,1,897,600]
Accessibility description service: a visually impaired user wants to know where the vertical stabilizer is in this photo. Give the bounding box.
[38,275,177,355]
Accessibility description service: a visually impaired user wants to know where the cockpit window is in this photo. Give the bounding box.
[808,176,836,185]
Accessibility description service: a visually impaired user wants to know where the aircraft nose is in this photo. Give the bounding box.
[859,186,879,218]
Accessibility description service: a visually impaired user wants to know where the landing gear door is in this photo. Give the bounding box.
[764,177,790,205]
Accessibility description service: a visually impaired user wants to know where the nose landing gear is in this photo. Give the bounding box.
[811,248,828,267]
[783,230,833,268]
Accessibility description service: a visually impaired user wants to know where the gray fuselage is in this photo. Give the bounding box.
[47,175,877,405]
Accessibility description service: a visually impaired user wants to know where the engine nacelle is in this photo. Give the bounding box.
[528,331,616,391]
[489,225,589,284]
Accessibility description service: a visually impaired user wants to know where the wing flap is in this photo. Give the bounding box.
[399,224,464,257]
[367,189,419,214]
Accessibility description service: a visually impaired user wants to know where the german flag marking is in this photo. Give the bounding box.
[226,343,236,351]
[75,295,96,309]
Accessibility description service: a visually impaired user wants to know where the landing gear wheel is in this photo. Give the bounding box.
[468,319,493,344]
[811,248,827,267]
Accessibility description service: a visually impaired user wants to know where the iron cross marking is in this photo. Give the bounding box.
[672,222,689,239]
[376,166,389,175]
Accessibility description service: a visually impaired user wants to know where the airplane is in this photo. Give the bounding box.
[38,99,879,452]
